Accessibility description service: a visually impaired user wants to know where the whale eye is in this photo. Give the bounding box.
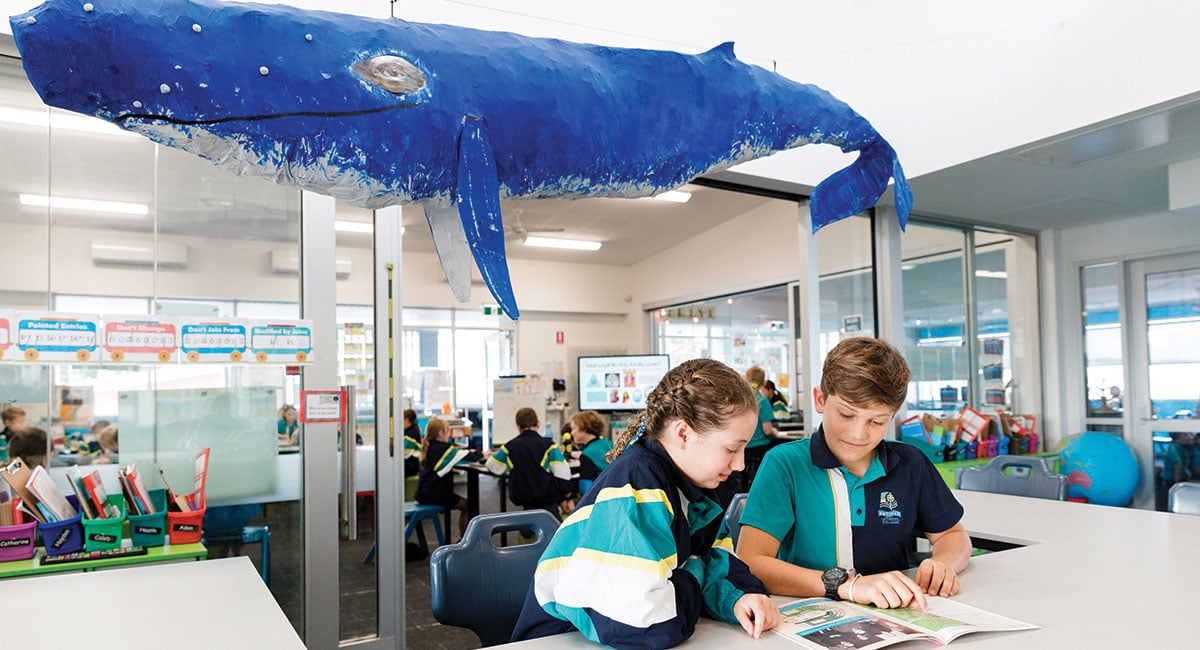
[351,55,426,95]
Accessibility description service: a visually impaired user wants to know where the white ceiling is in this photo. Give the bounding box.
[3,1,1200,264]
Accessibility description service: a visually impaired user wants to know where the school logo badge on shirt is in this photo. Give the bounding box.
[878,491,902,525]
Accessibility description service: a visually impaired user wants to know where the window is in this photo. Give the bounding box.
[1082,263,1124,423]
[653,285,791,389]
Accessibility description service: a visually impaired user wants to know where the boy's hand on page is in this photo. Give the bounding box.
[733,593,779,638]
[915,558,960,597]
[851,571,927,610]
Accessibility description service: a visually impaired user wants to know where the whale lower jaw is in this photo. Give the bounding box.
[120,123,804,209]
[127,121,450,209]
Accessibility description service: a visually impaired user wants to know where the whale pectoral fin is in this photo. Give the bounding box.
[423,205,474,302]
[456,115,520,319]
[809,139,910,232]
[891,157,913,230]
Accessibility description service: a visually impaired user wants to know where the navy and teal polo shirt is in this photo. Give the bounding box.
[746,393,775,449]
[740,426,963,576]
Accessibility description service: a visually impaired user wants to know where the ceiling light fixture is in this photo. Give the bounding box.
[0,107,136,138]
[974,270,1008,279]
[647,190,692,204]
[334,220,373,233]
[523,236,601,251]
[19,193,148,216]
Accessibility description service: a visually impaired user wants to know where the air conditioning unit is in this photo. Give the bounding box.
[91,239,188,268]
[269,249,351,278]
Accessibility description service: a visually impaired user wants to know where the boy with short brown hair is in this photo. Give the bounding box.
[737,337,971,610]
[486,407,574,515]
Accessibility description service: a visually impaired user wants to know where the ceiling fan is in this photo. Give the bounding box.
[504,207,564,240]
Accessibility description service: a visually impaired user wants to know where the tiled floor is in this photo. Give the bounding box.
[244,474,504,648]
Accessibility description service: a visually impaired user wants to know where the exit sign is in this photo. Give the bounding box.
[483,305,504,316]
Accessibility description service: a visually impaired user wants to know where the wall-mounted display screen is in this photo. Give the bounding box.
[578,354,670,411]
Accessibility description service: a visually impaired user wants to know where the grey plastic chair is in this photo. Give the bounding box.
[956,456,1067,500]
[430,510,561,647]
[724,492,749,546]
[1168,482,1200,515]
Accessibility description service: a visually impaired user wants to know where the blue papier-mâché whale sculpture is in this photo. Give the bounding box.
[11,0,913,319]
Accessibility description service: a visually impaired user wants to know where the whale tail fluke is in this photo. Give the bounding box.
[809,138,912,232]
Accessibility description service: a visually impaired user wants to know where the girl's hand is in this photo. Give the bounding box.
[733,593,779,638]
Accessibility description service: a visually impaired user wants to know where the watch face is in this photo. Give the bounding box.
[822,566,849,587]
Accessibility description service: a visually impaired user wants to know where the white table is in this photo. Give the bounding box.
[0,556,304,649]
[495,490,1200,648]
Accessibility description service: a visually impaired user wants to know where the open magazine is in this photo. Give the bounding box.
[773,596,1037,649]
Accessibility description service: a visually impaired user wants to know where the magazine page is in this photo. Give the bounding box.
[868,596,1039,644]
[773,598,933,649]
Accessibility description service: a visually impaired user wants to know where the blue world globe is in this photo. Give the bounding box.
[1058,432,1139,506]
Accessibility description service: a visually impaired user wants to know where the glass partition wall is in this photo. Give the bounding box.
[651,210,1040,437]
[0,55,305,630]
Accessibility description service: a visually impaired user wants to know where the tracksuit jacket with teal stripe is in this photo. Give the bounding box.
[511,437,767,649]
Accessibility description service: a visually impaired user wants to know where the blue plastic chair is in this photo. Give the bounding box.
[1168,482,1200,515]
[724,492,749,546]
[363,502,449,565]
[202,504,270,585]
[956,456,1067,500]
[430,510,560,647]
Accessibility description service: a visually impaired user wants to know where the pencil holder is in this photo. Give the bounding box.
[82,514,125,552]
[0,521,38,562]
[38,513,84,557]
[128,489,169,548]
[167,507,206,545]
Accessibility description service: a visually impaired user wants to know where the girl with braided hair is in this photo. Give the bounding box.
[512,358,779,649]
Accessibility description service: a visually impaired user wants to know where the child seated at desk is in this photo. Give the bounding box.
[402,408,422,479]
[511,359,778,649]
[568,410,613,487]
[415,417,486,539]
[8,427,48,468]
[737,337,971,611]
[485,407,575,517]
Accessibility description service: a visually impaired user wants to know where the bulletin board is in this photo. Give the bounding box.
[491,376,546,446]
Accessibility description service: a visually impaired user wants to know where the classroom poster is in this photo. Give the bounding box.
[102,315,180,363]
[13,311,100,362]
[249,320,314,364]
[178,318,249,363]
[0,309,11,362]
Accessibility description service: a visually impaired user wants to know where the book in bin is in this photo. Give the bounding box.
[773,596,1036,649]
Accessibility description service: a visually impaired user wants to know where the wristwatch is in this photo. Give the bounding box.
[821,566,850,600]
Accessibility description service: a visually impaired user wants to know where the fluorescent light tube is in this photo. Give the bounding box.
[20,193,148,216]
[0,107,135,138]
[648,190,692,203]
[334,220,373,233]
[523,236,602,251]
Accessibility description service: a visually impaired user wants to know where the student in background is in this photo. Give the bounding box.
[486,407,574,517]
[415,417,485,538]
[1159,432,1192,511]
[761,380,789,419]
[93,425,119,464]
[512,358,778,648]
[1,406,26,440]
[1191,433,1200,479]
[402,408,422,478]
[8,427,48,468]
[740,366,776,489]
[737,337,970,610]
[568,410,612,485]
[277,405,299,445]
